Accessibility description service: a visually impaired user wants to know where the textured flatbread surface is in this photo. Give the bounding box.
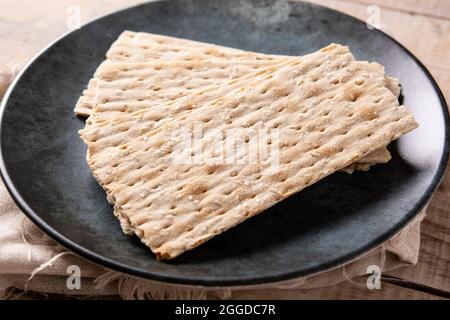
[77,31,396,169]
[74,31,281,117]
[80,43,418,259]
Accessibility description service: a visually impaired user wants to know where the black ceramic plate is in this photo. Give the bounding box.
[0,0,448,286]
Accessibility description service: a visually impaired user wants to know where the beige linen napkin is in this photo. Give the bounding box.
[0,64,426,299]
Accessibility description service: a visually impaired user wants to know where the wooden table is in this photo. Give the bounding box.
[0,0,449,299]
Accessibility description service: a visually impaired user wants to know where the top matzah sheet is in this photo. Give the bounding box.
[80,44,418,259]
[76,31,400,121]
[77,31,395,168]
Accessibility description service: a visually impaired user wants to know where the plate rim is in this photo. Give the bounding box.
[0,0,449,286]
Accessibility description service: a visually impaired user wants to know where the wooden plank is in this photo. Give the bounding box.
[387,171,450,293]
[303,0,450,105]
[229,280,445,300]
[346,0,450,20]
[0,0,147,67]
[17,279,446,299]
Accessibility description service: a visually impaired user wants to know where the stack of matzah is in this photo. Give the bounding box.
[77,31,418,260]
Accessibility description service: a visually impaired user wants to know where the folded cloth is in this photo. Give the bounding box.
[0,64,426,299]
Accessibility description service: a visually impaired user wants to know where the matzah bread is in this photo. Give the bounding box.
[74,31,281,117]
[340,147,392,174]
[80,44,418,259]
[77,31,396,169]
